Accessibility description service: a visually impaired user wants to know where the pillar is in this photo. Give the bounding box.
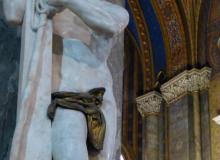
[160,67,211,160]
[136,91,163,160]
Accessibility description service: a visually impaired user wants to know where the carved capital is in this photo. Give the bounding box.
[136,91,163,117]
[198,67,212,90]
[161,67,211,104]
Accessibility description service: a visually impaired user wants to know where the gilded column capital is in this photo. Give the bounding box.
[136,91,163,117]
[160,67,211,104]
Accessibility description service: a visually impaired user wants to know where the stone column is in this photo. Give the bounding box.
[136,91,163,160]
[160,67,211,160]
[188,68,210,160]
[160,69,190,160]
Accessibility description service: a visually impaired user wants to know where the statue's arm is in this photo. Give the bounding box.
[3,0,26,26]
[48,0,129,36]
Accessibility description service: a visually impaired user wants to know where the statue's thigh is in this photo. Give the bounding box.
[52,108,89,160]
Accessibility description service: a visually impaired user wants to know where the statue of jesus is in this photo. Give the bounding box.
[3,0,129,160]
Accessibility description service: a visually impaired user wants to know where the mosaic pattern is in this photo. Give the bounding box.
[151,0,188,76]
[126,0,153,90]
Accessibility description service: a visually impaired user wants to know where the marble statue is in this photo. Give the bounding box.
[3,0,129,160]
[213,116,220,125]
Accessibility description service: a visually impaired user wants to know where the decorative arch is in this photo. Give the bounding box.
[123,28,145,160]
[123,1,154,159]
[151,0,188,77]
[195,0,210,66]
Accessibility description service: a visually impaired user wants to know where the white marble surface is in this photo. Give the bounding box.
[213,116,220,125]
[51,5,128,159]
[3,0,128,160]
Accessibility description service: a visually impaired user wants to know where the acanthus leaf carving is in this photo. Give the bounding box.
[136,91,163,117]
[160,67,211,104]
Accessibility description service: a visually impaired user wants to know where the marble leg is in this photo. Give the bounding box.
[52,108,89,160]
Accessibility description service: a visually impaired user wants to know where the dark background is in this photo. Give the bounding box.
[0,5,20,159]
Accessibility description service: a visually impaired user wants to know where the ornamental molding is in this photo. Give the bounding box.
[136,91,163,117]
[127,0,153,89]
[160,67,211,104]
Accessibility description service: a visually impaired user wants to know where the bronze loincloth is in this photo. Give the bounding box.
[47,88,106,151]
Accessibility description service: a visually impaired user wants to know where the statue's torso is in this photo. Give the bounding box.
[51,38,116,160]
[52,38,112,93]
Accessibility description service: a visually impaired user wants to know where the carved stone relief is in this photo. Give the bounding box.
[136,91,163,117]
[160,67,211,104]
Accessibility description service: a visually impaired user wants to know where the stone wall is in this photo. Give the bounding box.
[209,76,220,160]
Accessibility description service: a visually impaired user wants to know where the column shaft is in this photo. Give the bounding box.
[136,91,163,160]
[192,91,202,160]
[160,67,212,160]
[143,115,159,160]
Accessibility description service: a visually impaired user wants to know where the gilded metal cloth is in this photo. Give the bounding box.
[47,88,106,151]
